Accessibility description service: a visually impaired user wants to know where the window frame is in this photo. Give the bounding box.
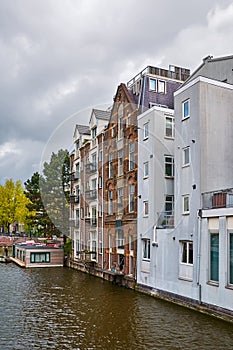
[165,116,174,138]
[182,99,190,120]
[180,241,193,265]
[118,149,123,176]
[143,122,149,140]
[209,232,219,284]
[129,141,135,171]
[165,155,174,177]
[142,239,150,260]
[143,200,149,216]
[129,184,135,213]
[143,161,149,178]
[183,195,190,214]
[183,146,190,167]
[149,78,157,91]
[157,79,166,94]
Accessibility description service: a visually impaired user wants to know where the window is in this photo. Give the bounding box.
[108,190,113,215]
[165,116,174,138]
[75,209,80,228]
[142,239,150,260]
[129,184,135,212]
[81,207,84,219]
[183,195,190,214]
[117,187,123,214]
[129,142,135,171]
[183,147,190,166]
[144,161,149,178]
[182,99,190,119]
[158,80,166,93]
[92,127,97,139]
[98,204,102,217]
[181,241,193,264]
[30,252,50,263]
[165,195,174,214]
[144,201,149,216]
[118,104,124,139]
[229,233,233,285]
[129,235,134,251]
[91,207,97,226]
[116,229,124,249]
[165,156,174,177]
[99,149,103,162]
[144,122,149,139]
[118,149,123,176]
[109,153,113,178]
[126,113,131,127]
[149,78,157,91]
[98,176,102,188]
[210,233,219,282]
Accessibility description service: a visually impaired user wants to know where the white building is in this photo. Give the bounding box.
[137,55,233,317]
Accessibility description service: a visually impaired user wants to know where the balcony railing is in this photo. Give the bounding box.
[85,162,97,174]
[86,189,97,200]
[202,189,233,209]
[70,195,80,204]
[157,211,174,228]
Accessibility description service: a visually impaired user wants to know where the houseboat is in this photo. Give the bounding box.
[11,240,64,268]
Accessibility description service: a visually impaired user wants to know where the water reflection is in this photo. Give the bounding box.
[0,265,232,349]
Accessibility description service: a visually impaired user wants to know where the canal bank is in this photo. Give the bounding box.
[68,258,233,324]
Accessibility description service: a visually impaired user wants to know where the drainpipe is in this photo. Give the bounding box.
[197,209,202,304]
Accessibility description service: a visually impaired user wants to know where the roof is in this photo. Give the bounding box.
[76,124,91,135]
[92,109,111,121]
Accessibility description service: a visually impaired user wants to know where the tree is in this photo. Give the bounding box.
[0,179,32,233]
[40,149,70,237]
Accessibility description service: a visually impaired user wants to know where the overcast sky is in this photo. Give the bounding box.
[0,0,233,185]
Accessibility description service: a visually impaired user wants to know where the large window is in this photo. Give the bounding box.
[142,239,150,260]
[183,195,190,214]
[149,78,157,91]
[143,122,149,139]
[30,252,50,263]
[129,184,135,212]
[108,190,113,215]
[129,142,135,171]
[165,156,174,177]
[116,229,124,249]
[117,187,124,214]
[144,161,149,178]
[118,149,123,176]
[210,233,219,282]
[229,233,233,285]
[165,116,174,138]
[158,80,166,93]
[182,99,190,119]
[109,153,114,178]
[181,241,193,264]
[183,147,190,166]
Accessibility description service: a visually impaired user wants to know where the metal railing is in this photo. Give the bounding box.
[157,211,174,228]
[202,188,233,209]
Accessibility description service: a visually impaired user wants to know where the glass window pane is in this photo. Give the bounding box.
[230,233,233,284]
[210,233,219,282]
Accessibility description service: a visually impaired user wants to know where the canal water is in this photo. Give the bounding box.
[0,265,233,350]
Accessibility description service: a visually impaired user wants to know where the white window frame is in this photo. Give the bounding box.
[117,187,124,214]
[129,142,135,171]
[183,147,190,167]
[109,153,114,178]
[149,78,157,91]
[182,99,190,120]
[165,155,174,177]
[144,200,149,216]
[180,241,193,265]
[118,149,123,176]
[108,190,113,215]
[142,239,150,260]
[143,161,149,178]
[143,122,149,139]
[183,195,190,214]
[165,116,174,138]
[158,79,166,94]
[129,184,135,213]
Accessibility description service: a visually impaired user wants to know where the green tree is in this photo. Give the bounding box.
[40,149,70,237]
[0,179,32,233]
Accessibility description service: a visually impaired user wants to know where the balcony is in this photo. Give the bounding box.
[85,162,97,174]
[91,218,97,227]
[70,195,80,204]
[202,189,233,209]
[157,211,174,229]
[85,189,97,201]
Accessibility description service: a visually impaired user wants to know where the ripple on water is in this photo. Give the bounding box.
[0,265,233,349]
